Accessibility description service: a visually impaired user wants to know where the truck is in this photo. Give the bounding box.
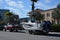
[21,20,51,34]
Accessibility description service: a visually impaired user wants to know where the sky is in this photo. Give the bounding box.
[0,0,60,18]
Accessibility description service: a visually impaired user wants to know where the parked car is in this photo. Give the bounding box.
[0,25,4,30]
[3,23,20,32]
[0,23,5,31]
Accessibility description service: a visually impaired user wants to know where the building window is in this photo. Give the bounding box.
[47,13,50,17]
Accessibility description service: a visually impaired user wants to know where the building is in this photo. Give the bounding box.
[41,9,55,23]
[28,8,60,24]
[0,9,10,20]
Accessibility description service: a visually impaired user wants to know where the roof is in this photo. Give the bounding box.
[44,8,56,12]
[28,9,44,14]
[0,9,10,11]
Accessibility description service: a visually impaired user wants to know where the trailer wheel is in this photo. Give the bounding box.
[15,30,18,32]
[29,30,32,34]
[29,30,34,34]
[43,31,49,35]
[3,29,6,32]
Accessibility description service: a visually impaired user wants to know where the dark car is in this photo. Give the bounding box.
[0,25,4,30]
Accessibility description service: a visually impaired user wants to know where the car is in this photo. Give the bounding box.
[3,23,19,32]
[0,25,4,30]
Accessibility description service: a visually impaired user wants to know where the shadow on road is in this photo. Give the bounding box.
[46,34,60,37]
[33,32,60,37]
[13,30,25,33]
[36,33,60,37]
[15,31,60,37]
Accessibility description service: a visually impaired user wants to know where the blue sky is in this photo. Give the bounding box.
[0,0,60,18]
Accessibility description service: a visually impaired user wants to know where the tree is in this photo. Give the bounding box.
[31,0,38,2]
[52,4,60,24]
[4,12,14,24]
[29,9,44,22]
[4,12,20,25]
[33,11,44,22]
[5,12,13,16]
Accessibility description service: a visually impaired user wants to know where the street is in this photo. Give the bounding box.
[0,31,60,40]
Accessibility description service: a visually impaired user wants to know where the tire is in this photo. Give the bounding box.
[10,29,13,32]
[29,30,32,34]
[29,30,34,34]
[43,31,49,35]
[15,30,18,32]
[3,29,6,32]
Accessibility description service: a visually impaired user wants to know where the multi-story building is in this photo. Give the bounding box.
[0,9,10,20]
[41,9,54,23]
[28,8,60,24]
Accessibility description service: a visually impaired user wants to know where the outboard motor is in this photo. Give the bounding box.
[42,21,51,33]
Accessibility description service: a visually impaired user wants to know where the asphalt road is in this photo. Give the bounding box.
[0,31,60,40]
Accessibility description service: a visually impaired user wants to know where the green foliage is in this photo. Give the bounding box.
[52,8,60,19]
[5,12,13,16]
[4,11,20,25]
[35,11,44,21]
[52,4,60,24]
[4,12,13,23]
[52,24,60,32]
[30,10,44,22]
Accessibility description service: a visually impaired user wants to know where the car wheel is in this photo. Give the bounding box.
[10,29,13,32]
[3,29,6,32]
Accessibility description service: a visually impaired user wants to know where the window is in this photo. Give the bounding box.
[43,14,45,18]
[47,13,50,17]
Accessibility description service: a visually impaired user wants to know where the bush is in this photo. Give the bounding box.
[52,24,60,32]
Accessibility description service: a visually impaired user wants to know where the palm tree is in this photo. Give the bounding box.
[31,0,38,2]
[4,12,14,24]
[33,10,44,22]
[30,0,38,20]
[52,4,60,24]
[5,12,13,17]
[29,9,44,22]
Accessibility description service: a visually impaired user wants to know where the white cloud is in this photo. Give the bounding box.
[35,2,49,8]
[4,0,29,18]
[45,0,51,3]
[5,0,24,9]
[0,0,3,2]
[0,0,3,4]
[35,1,57,10]
[4,6,29,18]
[5,6,21,17]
